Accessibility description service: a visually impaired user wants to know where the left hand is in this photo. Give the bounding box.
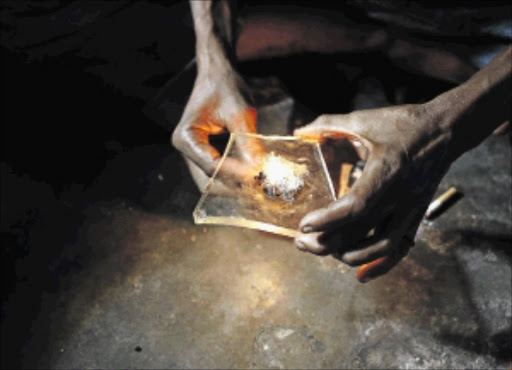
[172,69,263,191]
[293,104,455,282]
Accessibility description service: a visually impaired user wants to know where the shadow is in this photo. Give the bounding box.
[422,229,511,363]
[0,171,86,368]
[424,228,511,363]
[0,45,191,368]
[455,229,511,262]
[0,148,197,368]
[340,226,511,366]
[438,328,512,363]
[435,229,511,362]
[145,49,456,137]
[1,3,507,368]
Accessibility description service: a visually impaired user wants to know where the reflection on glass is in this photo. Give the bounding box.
[194,133,337,237]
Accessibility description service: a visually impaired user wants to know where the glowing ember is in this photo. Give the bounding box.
[256,152,308,201]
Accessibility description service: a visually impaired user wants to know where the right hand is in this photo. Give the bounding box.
[294,104,454,282]
[172,69,262,190]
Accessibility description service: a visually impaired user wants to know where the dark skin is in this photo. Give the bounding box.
[172,1,260,191]
[295,46,511,282]
[172,1,511,282]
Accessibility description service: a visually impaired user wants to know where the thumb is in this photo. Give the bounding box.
[231,108,265,166]
[294,113,368,142]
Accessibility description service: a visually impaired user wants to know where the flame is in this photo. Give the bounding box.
[190,96,260,162]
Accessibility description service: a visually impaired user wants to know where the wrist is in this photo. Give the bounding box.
[427,46,511,160]
[196,34,235,77]
[191,0,236,75]
[422,90,465,162]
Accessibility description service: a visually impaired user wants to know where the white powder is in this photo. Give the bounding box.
[261,153,308,200]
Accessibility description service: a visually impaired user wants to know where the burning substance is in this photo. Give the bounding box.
[255,152,308,201]
[194,133,336,237]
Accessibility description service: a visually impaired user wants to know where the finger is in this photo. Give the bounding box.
[173,98,225,176]
[354,204,426,282]
[185,157,237,196]
[295,232,330,255]
[344,198,424,265]
[184,157,212,193]
[231,107,257,133]
[295,219,373,256]
[232,108,266,165]
[294,113,371,145]
[299,152,390,233]
[217,157,260,184]
[339,203,415,265]
[176,105,262,177]
[341,238,393,266]
[493,120,510,135]
[172,127,221,176]
[352,140,370,161]
[355,245,409,283]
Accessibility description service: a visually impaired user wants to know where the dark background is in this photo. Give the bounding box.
[1,1,510,368]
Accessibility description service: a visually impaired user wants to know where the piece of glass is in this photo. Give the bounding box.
[193,133,337,237]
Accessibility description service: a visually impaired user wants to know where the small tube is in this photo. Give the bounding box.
[425,187,459,219]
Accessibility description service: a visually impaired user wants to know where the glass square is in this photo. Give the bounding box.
[193,133,336,237]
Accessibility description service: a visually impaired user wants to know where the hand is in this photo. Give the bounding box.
[172,0,264,191]
[294,104,454,282]
[172,68,262,190]
[294,46,511,283]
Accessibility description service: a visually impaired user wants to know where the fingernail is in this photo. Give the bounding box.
[302,226,313,233]
[296,241,307,251]
[359,276,372,283]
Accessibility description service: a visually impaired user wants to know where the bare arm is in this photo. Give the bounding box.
[190,0,235,73]
[428,45,511,159]
[294,45,511,282]
[172,1,258,190]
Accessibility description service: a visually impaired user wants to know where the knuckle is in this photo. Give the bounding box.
[315,114,329,127]
[327,193,367,222]
[310,245,328,255]
[172,126,216,175]
[203,161,217,177]
[380,238,393,252]
[346,193,366,218]
[379,149,401,175]
[326,199,340,214]
[346,111,358,121]
[173,125,198,154]
[171,126,185,151]
[406,103,423,121]
[342,253,359,267]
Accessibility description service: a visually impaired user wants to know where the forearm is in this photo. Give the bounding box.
[426,45,511,160]
[190,0,236,74]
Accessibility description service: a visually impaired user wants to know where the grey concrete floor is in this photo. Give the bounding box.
[6,130,509,369]
[1,2,510,368]
[1,68,510,367]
